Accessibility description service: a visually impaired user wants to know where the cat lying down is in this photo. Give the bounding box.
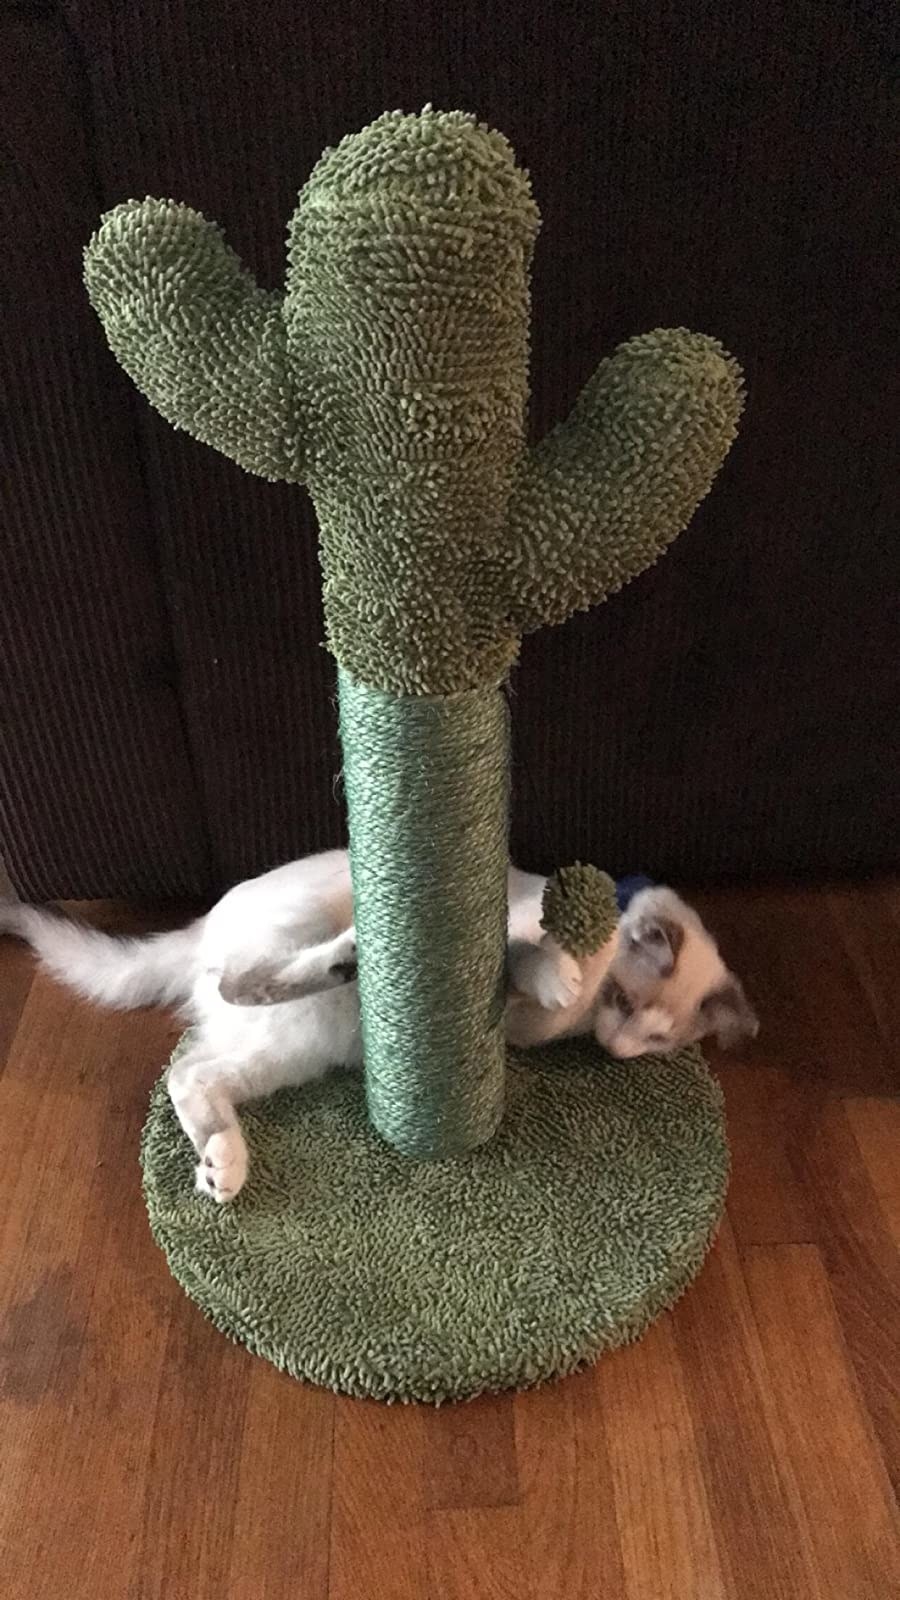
[1,850,756,1202]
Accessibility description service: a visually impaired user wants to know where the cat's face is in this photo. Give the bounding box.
[592,887,758,1059]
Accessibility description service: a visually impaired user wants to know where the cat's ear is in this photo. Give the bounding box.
[699,977,759,1047]
[624,914,684,978]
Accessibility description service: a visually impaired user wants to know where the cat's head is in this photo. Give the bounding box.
[593,886,758,1059]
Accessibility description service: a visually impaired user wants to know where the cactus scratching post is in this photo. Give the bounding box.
[87,109,740,1400]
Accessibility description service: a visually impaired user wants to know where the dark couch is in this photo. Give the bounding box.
[2,1,896,898]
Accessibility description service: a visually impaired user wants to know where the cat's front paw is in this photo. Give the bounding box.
[327,927,358,984]
[196,1127,248,1203]
[511,943,583,1010]
[534,950,583,1010]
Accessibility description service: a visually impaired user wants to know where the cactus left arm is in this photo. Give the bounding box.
[85,199,303,483]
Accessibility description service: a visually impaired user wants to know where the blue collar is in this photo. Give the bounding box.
[614,874,655,914]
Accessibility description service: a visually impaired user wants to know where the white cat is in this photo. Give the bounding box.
[1,851,755,1201]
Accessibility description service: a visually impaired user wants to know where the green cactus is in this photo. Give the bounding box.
[85,108,743,1158]
[541,864,620,960]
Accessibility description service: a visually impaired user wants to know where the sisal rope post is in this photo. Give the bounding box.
[339,672,509,1156]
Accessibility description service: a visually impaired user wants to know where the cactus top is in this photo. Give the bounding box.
[85,108,743,696]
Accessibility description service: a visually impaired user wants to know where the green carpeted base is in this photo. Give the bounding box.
[141,1038,728,1403]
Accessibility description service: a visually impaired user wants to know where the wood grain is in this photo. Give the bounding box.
[228,1368,334,1600]
[0,935,31,1072]
[696,885,895,1092]
[0,979,177,1600]
[425,1393,519,1510]
[827,884,900,1061]
[791,1097,900,1499]
[600,1319,726,1600]
[845,1097,900,1246]
[743,1242,900,1600]
[427,1505,531,1600]
[515,1372,627,1599]
[719,1062,821,1246]
[673,1220,824,1599]
[329,1402,427,1600]
[0,882,898,1598]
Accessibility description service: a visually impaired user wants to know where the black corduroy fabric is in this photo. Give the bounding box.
[1,2,897,895]
[1,9,208,898]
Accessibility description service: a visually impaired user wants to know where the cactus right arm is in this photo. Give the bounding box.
[85,200,302,483]
[500,330,744,634]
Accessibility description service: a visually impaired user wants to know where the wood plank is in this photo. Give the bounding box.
[0,975,177,1600]
[599,1317,726,1600]
[672,1220,824,1599]
[329,1401,427,1600]
[845,1097,900,1246]
[48,1120,172,1600]
[774,888,894,1093]
[427,1506,532,1600]
[0,984,112,1369]
[828,883,900,1064]
[424,1393,519,1509]
[227,1366,334,1600]
[2,1029,175,1599]
[704,886,900,1502]
[694,886,894,1092]
[719,1063,821,1245]
[132,1291,252,1600]
[514,1370,626,1599]
[792,1097,900,1497]
[743,1242,900,1600]
[881,881,900,929]
[0,935,32,1072]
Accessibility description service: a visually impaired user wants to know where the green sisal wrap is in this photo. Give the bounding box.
[338,670,509,1156]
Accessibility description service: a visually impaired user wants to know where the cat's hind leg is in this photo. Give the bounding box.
[218,926,357,1007]
[167,1047,269,1203]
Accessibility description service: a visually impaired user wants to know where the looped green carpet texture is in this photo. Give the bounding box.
[142,1037,728,1403]
[84,107,744,700]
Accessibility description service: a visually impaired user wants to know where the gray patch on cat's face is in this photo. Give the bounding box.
[623,913,684,978]
[594,895,757,1059]
[697,978,759,1048]
[594,965,681,1057]
[595,962,758,1058]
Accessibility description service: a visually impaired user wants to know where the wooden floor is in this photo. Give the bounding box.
[0,883,898,1599]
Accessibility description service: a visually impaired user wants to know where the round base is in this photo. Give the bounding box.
[141,1039,728,1403]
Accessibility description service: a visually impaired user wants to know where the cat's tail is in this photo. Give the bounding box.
[0,900,203,1010]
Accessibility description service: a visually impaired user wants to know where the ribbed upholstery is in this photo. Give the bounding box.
[1,2,896,895]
